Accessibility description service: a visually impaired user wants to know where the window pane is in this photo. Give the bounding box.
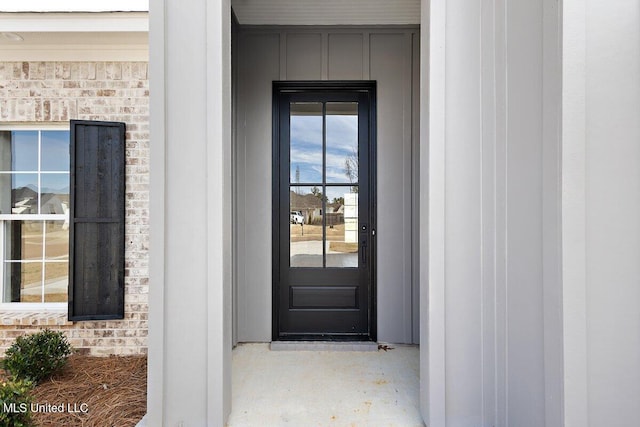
[290,102,323,184]
[1,129,71,304]
[326,186,359,268]
[326,102,358,184]
[0,131,11,172]
[0,173,10,214]
[45,221,69,260]
[12,174,38,214]
[290,186,324,267]
[11,131,38,171]
[1,261,9,302]
[11,262,43,303]
[7,221,43,261]
[44,262,68,303]
[40,174,69,214]
[41,131,70,171]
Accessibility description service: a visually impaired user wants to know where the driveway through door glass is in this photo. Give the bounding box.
[274,83,376,340]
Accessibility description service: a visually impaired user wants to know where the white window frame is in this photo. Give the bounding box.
[0,124,69,311]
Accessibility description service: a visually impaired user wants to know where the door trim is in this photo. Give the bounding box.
[272,81,377,341]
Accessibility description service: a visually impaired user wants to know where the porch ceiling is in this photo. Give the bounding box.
[232,0,420,26]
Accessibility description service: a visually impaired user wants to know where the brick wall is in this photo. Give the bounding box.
[0,61,149,356]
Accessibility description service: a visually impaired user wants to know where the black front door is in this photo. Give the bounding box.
[273,81,376,341]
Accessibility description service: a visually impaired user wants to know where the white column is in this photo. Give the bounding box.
[563,1,640,425]
[421,0,445,423]
[421,0,563,425]
[148,0,232,425]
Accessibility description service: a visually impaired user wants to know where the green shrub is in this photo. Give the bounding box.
[2,330,72,383]
[0,378,33,427]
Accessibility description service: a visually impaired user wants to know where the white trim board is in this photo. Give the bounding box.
[0,12,148,32]
[0,1,148,13]
[0,45,148,62]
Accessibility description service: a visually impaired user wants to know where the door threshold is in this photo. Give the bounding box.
[270,341,378,352]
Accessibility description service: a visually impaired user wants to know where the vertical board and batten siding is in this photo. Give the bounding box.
[236,27,420,344]
[69,120,126,321]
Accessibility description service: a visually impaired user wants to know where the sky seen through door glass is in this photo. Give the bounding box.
[290,111,358,184]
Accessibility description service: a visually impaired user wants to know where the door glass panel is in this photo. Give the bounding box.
[290,186,324,267]
[290,103,323,184]
[326,102,358,184]
[325,186,358,268]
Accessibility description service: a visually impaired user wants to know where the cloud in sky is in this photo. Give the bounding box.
[290,113,358,184]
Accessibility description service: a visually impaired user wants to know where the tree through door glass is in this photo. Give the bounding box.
[289,102,359,268]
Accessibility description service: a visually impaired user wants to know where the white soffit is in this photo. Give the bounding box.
[232,0,421,26]
[0,13,149,61]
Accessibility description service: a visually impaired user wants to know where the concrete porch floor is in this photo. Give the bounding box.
[227,343,423,427]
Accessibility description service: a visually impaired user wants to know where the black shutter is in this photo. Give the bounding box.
[69,120,125,321]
